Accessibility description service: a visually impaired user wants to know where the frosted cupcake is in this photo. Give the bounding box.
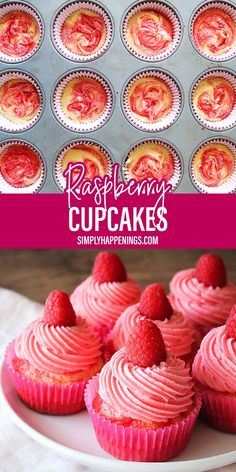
[0,143,42,188]
[107,284,198,364]
[0,78,41,124]
[5,290,104,414]
[85,319,201,462]
[70,252,141,339]
[0,10,40,59]
[193,306,236,432]
[170,253,236,337]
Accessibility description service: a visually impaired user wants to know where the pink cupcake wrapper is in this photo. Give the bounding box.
[191,69,236,131]
[52,1,113,62]
[190,1,236,62]
[200,385,236,433]
[122,69,182,132]
[122,1,182,62]
[122,138,183,191]
[54,139,113,191]
[0,70,44,133]
[190,137,236,194]
[5,340,87,415]
[53,70,114,132]
[85,375,202,462]
[0,2,43,63]
[0,139,45,194]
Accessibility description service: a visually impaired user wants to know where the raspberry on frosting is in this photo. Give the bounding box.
[195,253,227,288]
[92,252,127,283]
[126,318,166,367]
[44,289,76,327]
[225,305,236,339]
[139,283,173,320]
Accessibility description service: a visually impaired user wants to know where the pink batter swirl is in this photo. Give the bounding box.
[112,304,196,358]
[0,79,40,119]
[129,152,174,180]
[66,78,107,121]
[70,276,141,332]
[98,348,194,423]
[193,325,236,393]
[129,77,172,122]
[61,12,105,55]
[170,268,236,329]
[196,146,234,187]
[0,11,39,57]
[128,10,173,55]
[14,317,102,374]
[197,80,235,121]
[0,144,41,188]
[193,8,236,56]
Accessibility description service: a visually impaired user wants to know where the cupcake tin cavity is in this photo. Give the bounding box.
[0,0,236,193]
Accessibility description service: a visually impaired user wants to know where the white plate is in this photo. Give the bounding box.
[1,362,236,472]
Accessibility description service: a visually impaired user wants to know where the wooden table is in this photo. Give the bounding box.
[0,250,235,303]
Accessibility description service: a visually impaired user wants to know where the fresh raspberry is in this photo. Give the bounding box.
[195,253,227,288]
[225,305,236,339]
[92,252,127,283]
[44,289,76,327]
[126,318,166,367]
[139,283,173,321]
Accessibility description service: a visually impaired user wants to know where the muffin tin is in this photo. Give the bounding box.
[0,0,236,193]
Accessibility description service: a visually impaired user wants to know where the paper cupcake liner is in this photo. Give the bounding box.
[5,340,87,415]
[199,384,236,433]
[85,375,202,462]
[53,70,114,132]
[52,1,113,62]
[54,139,113,191]
[122,69,182,132]
[190,137,236,194]
[122,138,183,191]
[191,69,236,131]
[122,1,182,62]
[0,2,43,63]
[0,140,45,194]
[190,1,236,62]
[0,70,44,133]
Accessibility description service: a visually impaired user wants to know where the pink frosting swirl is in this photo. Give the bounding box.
[192,325,236,393]
[98,348,194,423]
[14,317,102,373]
[112,304,196,358]
[70,276,141,330]
[169,269,236,328]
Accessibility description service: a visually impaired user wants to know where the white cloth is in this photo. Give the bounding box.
[0,288,235,472]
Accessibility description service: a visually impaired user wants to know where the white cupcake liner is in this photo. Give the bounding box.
[53,70,114,132]
[0,70,44,133]
[190,138,236,194]
[191,69,236,131]
[190,1,236,62]
[0,2,43,63]
[122,1,182,62]
[52,1,113,62]
[0,140,45,194]
[122,69,182,132]
[54,139,114,191]
[122,138,183,192]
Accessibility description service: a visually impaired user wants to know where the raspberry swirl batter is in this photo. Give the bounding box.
[193,8,236,56]
[0,79,40,123]
[125,142,174,180]
[126,9,173,56]
[0,144,41,188]
[61,143,109,180]
[193,77,235,121]
[193,143,234,187]
[0,11,40,58]
[128,77,172,122]
[61,77,107,122]
[61,9,106,56]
